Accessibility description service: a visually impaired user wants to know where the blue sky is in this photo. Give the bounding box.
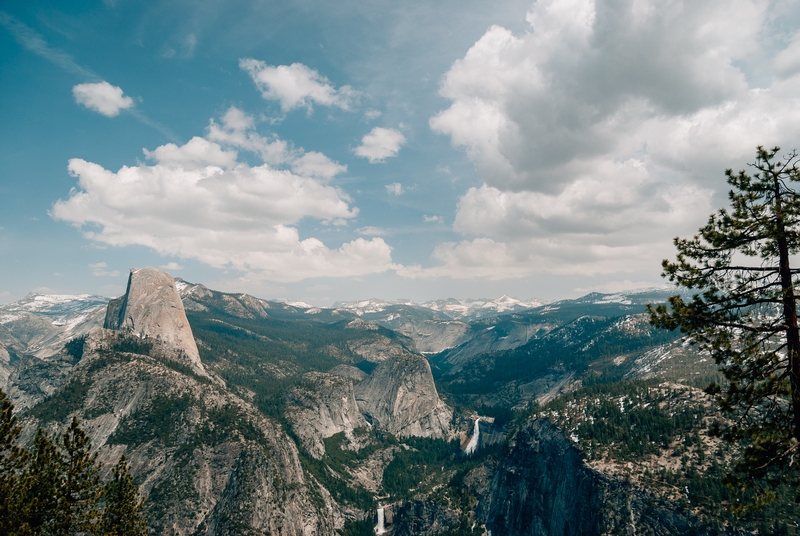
[2,0,800,305]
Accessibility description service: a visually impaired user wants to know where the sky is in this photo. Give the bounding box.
[2,0,800,306]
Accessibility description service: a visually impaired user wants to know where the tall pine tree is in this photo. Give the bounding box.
[101,455,147,536]
[55,417,103,535]
[0,389,27,534]
[650,146,800,510]
[19,429,64,536]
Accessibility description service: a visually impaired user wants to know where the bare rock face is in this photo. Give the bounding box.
[26,328,339,536]
[105,268,206,377]
[354,354,452,439]
[327,364,367,383]
[478,418,703,536]
[284,372,368,459]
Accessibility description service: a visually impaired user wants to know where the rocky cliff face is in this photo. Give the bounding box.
[105,268,207,378]
[23,328,339,536]
[354,354,452,438]
[283,371,368,459]
[478,418,704,536]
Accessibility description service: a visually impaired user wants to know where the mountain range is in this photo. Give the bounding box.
[2,270,791,534]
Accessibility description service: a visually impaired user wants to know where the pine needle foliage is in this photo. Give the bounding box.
[649,146,800,511]
[56,417,103,534]
[0,389,27,534]
[101,456,147,536]
[0,389,148,535]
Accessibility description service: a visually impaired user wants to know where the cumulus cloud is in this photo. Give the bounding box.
[73,82,134,117]
[423,215,442,223]
[205,106,346,179]
[355,127,406,163]
[239,59,357,112]
[53,142,393,282]
[143,137,237,169]
[419,0,800,280]
[89,262,119,277]
[385,183,404,196]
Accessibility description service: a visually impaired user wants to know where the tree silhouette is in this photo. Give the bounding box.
[650,146,800,510]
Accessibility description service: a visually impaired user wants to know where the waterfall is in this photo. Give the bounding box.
[464,417,480,455]
[375,507,387,534]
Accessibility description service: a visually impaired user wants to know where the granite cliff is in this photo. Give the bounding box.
[105,268,207,378]
[354,354,452,439]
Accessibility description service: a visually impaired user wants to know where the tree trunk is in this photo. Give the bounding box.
[774,184,800,442]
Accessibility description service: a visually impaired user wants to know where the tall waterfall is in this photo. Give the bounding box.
[464,417,481,455]
[375,507,387,534]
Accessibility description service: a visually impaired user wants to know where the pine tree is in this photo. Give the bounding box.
[54,417,103,535]
[19,429,64,536]
[649,146,800,510]
[0,388,27,534]
[100,455,147,536]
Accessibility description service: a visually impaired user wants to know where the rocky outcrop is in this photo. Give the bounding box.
[105,268,206,377]
[479,418,705,536]
[283,372,368,459]
[479,418,603,535]
[393,500,459,536]
[23,328,339,536]
[196,443,338,535]
[354,354,452,439]
[328,364,367,382]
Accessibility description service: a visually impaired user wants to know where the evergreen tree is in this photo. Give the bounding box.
[101,455,147,536]
[54,417,103,535]
[650,146,800,510]
[0,388,27,534]
[19,429,64,536]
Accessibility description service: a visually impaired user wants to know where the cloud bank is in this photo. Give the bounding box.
[52,109,393,282]
[420,0,800,280]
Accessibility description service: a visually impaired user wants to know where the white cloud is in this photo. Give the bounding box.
[160,262,184,271]
[239,59,357,112]
[53,150,393,282]
[89,262,120,277]
[364,109,382,120]
[143,137,237,169]
[206,106,292,165]
[356,226,386,236]
[385,183,404,196]
[355,127,406,163]
[73,82,134,117]
[423,215,442,223]
[206,106,346,179]
[419,0,800,280]
[291,152,347,180]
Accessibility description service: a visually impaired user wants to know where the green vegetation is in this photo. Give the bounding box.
[536,380,706,461]
[0,388,147,535]
[110,336,153,356]
[650,146,800,512]
[340,517,375,536]
[108,394,193,447]
[64,335,87,361]
[382,437,461,498]
[30,378,92,423]
[438,315,677,398]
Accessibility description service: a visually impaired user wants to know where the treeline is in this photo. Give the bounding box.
[0,388,147,535]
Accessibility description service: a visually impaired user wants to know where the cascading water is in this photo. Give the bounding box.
[464,417,481,455]
[375,507,387,534]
